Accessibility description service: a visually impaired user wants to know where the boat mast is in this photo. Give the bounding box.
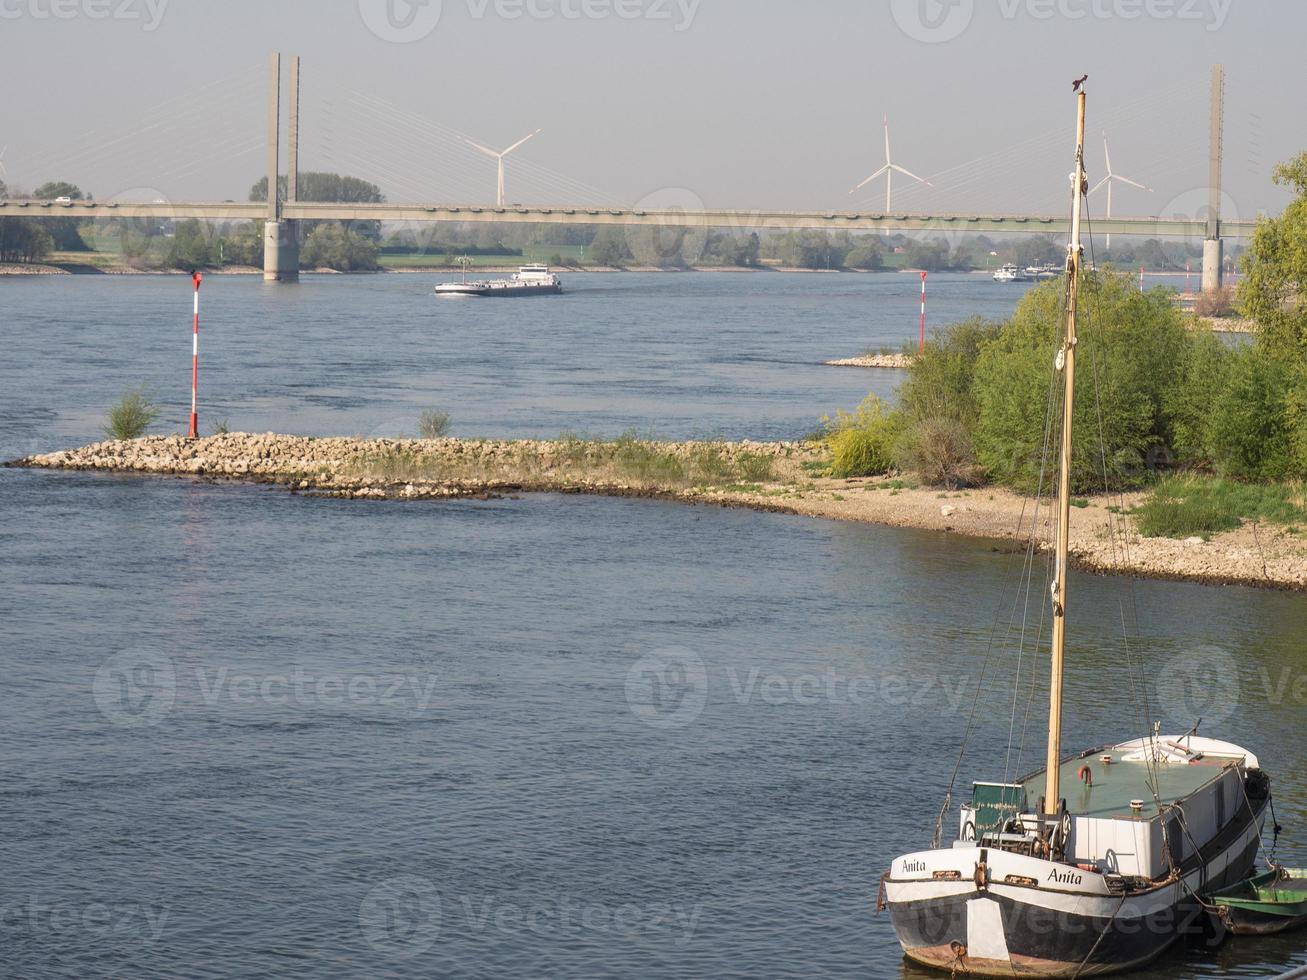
[1045,86,1088,824]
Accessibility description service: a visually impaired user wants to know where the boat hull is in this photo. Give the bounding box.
[434,283,562,297]
[885,809,1263,976]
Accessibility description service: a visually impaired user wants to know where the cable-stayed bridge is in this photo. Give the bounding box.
[1,56,1254,289]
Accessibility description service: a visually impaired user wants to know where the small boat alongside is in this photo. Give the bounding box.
[1208,867,1307,936]
[435,263,563,298]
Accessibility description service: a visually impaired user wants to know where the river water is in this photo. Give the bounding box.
[1,271,1302,979]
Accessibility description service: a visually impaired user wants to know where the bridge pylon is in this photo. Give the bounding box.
[263,52,300,282]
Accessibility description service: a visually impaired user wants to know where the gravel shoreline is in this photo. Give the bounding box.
[11,433,1307,591]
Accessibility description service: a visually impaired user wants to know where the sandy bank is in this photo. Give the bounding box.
[11,434,1307,591]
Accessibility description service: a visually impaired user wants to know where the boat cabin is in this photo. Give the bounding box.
[956,736,1264,881]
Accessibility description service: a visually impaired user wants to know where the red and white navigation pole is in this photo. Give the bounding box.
[919,271,927,353]
[187,271,202,439]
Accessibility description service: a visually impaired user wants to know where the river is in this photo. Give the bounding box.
[1,271,1302,978]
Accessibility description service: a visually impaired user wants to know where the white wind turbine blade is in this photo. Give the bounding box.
[891,164,931,187]
[463,137,502,160]
[1090,174,1112,195]
[883,114,892,167]
[1114,175,1150,192]
[850,164,890,194]
[1102,133,1113,178]
[500,128,542,158]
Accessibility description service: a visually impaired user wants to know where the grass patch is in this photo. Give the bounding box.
[1132,476,1307,539]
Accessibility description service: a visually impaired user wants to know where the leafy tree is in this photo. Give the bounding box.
[844,238,885,270]
[905,239,951,272]
[0,218,53,263]
[32,181,89,251]
[588,227,631,267]
[300,222,379,271]
[1240,152,1307,353]
[218,221,263,267]
[972,272,1189,492]
[1206,344,1295,481]
[1014,235,1061,269]
[249,171,385,239]
[166,219,213,270]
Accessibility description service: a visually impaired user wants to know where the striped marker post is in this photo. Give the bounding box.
[187,271,202,439]
[919,271,927,353]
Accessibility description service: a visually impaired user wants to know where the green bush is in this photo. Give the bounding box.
[1208,344,1294,482]
[418,410,451,439]
[895,416,983,489]
[824,394,901,477]
[104,388,160,440]
[972,273,1187,493]
[1161,327,1230,468]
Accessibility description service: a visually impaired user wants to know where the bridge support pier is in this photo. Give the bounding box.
[1202,237,1224,294]
[263,220,299,281]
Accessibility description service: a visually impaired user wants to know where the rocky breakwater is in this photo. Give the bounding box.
[11,433,819,503]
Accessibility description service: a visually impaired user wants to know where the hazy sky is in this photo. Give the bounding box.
[1,0,1301,225]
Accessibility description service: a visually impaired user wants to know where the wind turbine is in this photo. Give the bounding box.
[464,129,542,207]
[1091,132,1151,250]
[849,115,932,216]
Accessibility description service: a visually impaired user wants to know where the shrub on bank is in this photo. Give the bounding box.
[823,394,901,478]
[971,273,1188,493]
[104,388,160,440]
[418,410,451,439]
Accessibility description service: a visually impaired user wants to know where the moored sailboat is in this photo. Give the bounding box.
[880,82,1272,978]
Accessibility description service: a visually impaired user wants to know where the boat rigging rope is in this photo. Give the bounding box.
[1003,314,1065,785]
[1080,208,1162,798]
